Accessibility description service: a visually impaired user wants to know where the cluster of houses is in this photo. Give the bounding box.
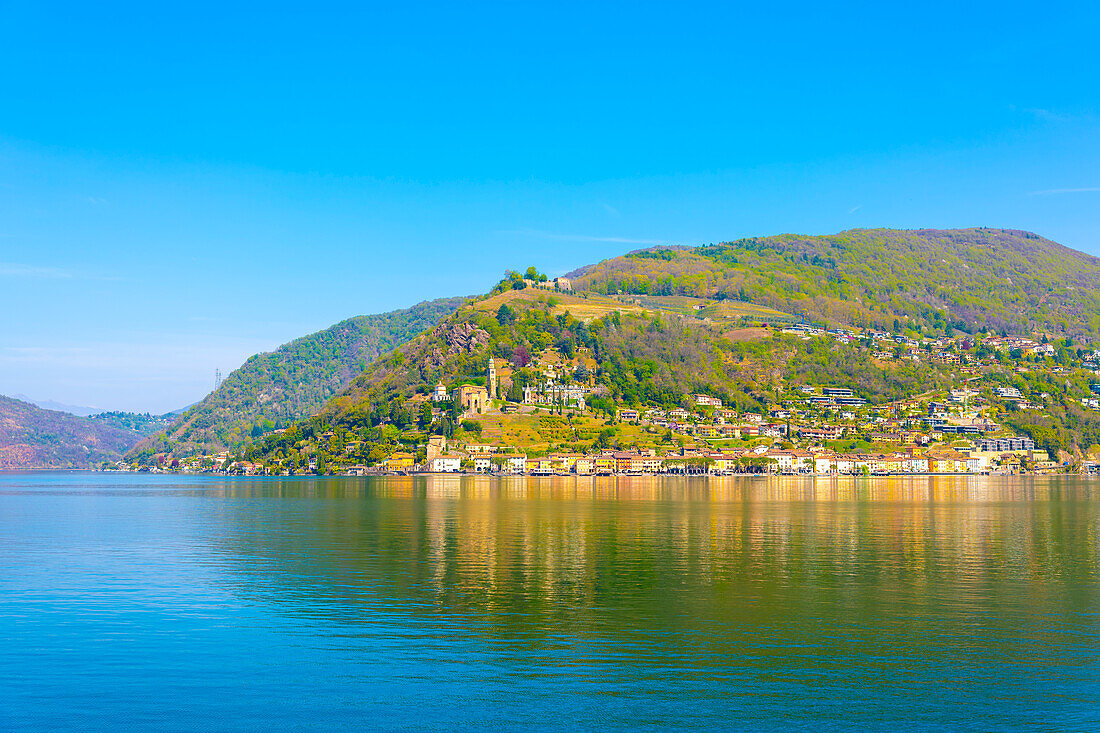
[779,326,1061,365]
[1079,383,1100,412]
[406,440,1048,477]
[139,320,1091,477]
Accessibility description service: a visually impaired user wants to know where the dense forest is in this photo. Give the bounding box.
[569,228,1100,339]
[128,297,466,461]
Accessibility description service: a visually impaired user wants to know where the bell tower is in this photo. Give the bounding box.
[487,356,497,398]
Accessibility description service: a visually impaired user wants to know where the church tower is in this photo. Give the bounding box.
[487,356,497,398]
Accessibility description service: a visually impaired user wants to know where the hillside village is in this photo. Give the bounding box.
[139,313,1100,477]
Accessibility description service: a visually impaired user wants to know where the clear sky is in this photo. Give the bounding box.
[1,1,1099,413]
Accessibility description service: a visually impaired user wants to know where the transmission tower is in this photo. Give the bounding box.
[215,368,222,390]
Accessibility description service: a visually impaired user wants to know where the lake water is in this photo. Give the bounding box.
[2,472,1099,731]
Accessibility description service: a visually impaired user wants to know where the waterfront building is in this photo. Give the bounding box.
[428,455,461,473]
[383,452,415,471]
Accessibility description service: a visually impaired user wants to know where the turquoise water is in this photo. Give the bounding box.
[2,472,1099,731]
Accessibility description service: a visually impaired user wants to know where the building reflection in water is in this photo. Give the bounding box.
[205,475,1100,671]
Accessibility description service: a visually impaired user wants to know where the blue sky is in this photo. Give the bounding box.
[1,1,1099,413]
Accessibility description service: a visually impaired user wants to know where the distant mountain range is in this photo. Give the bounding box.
[12,395,105,417]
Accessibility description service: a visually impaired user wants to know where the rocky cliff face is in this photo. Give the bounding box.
[427,322,490,366]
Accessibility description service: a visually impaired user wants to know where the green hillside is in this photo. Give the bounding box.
[139,228,1100,470]
[325,288,955,424]
[89,411,176,434]
[228,228,1100,471]
[130,296,466,461]
[240,281,1100,471]
[0,395,144,468]
[235,285,975,470]
[569,228,1100,339]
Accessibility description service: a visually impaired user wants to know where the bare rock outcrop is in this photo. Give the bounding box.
[426,322,490,366]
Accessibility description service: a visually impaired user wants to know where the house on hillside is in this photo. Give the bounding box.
[545,384,586,409]
[427,435,447,461]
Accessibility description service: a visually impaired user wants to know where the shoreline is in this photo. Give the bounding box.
[7,468,1082,478]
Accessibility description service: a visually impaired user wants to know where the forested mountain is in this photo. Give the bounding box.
[0,395,144,468]
[569,228,1100,339]
[122,228,1100,467]
[320,228,1100,429]
[231,229,1100,469]
[129,297,466,460]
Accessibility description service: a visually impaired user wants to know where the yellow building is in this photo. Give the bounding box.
[382,452,415,471]
[529,457,553,474]
[594,456,616,475]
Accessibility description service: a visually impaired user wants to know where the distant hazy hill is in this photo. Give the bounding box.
[0,395,143,468]
[12,394,104,417]
[130,296,466,460]
[569,228,1100,339]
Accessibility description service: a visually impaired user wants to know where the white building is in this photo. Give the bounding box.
[906,457,930,473]
[504,455,527,474]
[428,455,461,473]
[545,384,586,409]
[813,454,837,474]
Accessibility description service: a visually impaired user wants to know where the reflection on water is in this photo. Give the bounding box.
[2,473,1099,730]
[217,475,1099,634]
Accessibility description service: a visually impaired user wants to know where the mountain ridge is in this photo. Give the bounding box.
[128,296,467,461]
[569,227,1100,339]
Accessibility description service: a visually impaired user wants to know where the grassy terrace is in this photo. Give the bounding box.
[474,288,795,326]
